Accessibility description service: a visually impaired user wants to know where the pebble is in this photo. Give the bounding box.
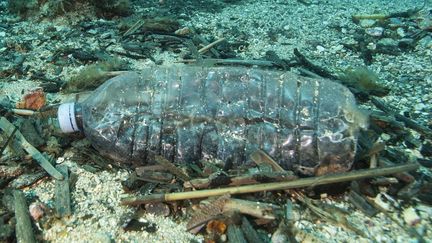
[417,35,432,49]
[403,207,421,226]
[414,103,426,111]
[396,27,406,37]
[359,19,376,28]
[316,45,325,52]
[365,27,384,37]
[377,38,398,48]
[0,31,5,37]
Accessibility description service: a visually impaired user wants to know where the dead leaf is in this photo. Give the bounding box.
[16,88,46,110]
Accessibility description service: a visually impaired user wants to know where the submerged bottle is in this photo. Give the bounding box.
[57,65,368,175]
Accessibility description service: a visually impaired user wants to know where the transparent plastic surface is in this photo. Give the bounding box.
[79,66,367,175]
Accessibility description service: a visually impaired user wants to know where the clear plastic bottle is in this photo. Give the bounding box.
[57,65,368,175]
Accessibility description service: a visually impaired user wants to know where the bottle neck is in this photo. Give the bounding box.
[74,103,83,131]
[57,102,83,133]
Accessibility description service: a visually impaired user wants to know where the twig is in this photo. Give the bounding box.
[296,192,368,238]
[13,190,36,243]
[10,109,36,116]
[352,1,426,21]
[0,117,63,180]
[224,198,279,220]
[195,35,221,58]
[379,158,415,183]
[198,38,226,54]
[293,48,338,80]
[250,149,286,172]
[121,163,418,205]
[183,171,297,189]
[371,97,432,139]
[123,19,145,38]
[154,155,190,181]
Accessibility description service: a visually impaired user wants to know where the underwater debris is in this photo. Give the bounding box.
[6,0,38,17]
[13,190,36,243]
[16,88,46,111]
[7,0,132,18]
[58,66,365,176]
[121,163,419,205]
[64,57,128,93]
[0,117,63,180]
[338,66,389,97]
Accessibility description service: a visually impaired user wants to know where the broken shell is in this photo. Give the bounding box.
[29,202,46,221]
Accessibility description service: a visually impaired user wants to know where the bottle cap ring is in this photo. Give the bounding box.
[58,102,80,133]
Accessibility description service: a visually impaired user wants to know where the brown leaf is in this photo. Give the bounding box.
[206,219,227,235]
[16,88,46,110]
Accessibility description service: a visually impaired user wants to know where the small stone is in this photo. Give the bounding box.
[366,27,384,37]
[100,32,112,39]
[380,133,391,141]
[377,38,398,48]
[367,42,376,50]
[174,27,192,36]
[333,44,344,52]
[396,28,406,38]
[414,103,426,111]
[417,35,432,49]
[403,207,421,226]
[145,202,170,217]
[0,32,5,37]
[359,19,376,28]
[88,29,98,35]
[316,45,325,52]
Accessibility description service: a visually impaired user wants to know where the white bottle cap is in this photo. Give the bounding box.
[57,102,80,133]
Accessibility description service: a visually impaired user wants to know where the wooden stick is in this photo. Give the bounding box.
[224,198,279,220]
[250,149,286,172]
[121,163,418,205]
[154,156,190,181]
[122,19,145,37]
[55,165,72,217]
[13,190,36,243]
[0,117,63,180]
[198,38,226,54]
[184,172,297,189]
[10,109,36,116]
[371,97,432,139]
[379,158,415,183]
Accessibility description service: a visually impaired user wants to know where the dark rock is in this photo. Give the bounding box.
[420,142,432,157]
[122,218,158,233]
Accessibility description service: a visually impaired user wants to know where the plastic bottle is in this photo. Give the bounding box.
[57,65,368,175]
